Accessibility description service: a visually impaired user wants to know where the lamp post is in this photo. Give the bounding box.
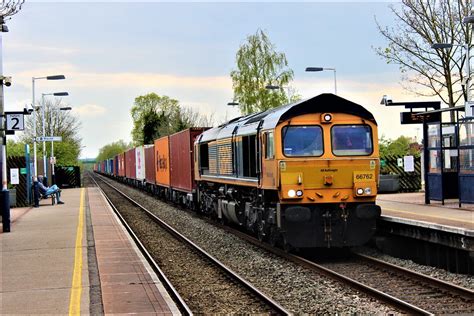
[50,106,71,185]
[305,67,337,95]
[31,75,65,205]
[41,92,68,186]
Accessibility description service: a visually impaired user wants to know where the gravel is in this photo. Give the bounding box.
[99,181,275,314]
[354,246,474,290]
[104,177,400,314]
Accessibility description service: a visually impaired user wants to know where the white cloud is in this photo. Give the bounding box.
[74,103,107,117]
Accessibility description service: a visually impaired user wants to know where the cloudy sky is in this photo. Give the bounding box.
[4,0,436,158]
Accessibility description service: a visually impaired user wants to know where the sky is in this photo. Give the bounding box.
[4,0,437,158]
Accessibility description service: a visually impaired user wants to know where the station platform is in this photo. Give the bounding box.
[377,192,473,236]
[0,187,180,315]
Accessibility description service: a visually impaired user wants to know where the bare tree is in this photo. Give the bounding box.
[21,98,82,164]
[375,0,472,109]
[0,1,24,19]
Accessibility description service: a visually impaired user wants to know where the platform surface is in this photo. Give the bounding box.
[0,187,180,315]
[377,192,474,236]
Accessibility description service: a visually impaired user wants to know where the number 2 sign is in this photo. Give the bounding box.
[6,112,24,131]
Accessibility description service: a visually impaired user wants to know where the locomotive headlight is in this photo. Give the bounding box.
[288,189,296,197]
[364,187,372,195]
[324,114,332,122]
[356,188,364,195]
[296,190,304,197]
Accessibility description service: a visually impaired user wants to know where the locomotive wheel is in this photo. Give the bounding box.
[281,235,293,253]
[256,220,266,241]
[268,227,280,247]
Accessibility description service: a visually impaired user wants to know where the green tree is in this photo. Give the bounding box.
[6,139,25,157]
[375,0,472,111]
[230,29,298,115]
[96,140,130,162]
[379,135,420,158]
[131,93,180,145]
[131,93,213,145]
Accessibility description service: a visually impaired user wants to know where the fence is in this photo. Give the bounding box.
[6,156,29,207]
[381,154,421,192]
[55,166,81,189]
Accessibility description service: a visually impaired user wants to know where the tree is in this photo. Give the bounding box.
[230,29,299,115]
[131,93,213,145]
[375,0,472,111]
[131,93,180,145]
[96,140,130,162]
[21,98,82,165]
[6,139,25,157]
[379,135,420,158]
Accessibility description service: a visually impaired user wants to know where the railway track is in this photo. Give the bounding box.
[218,219,474,315]
[321,253,474,315]
[90,172,289,315]
[90,172,474,314]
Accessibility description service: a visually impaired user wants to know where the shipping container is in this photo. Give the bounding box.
[118,152,126,177]
[114,155,119,176]
[169,128,208,192]
[107,158,114,174]
[125,148,136,179]
[154,136,170,187]
[144,144,155,184]
[135,146,146,181]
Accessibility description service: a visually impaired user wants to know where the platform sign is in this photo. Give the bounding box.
[400,111,441,124]
[466,101,474,118]
[5,112,24,131]
[36,136,62,142]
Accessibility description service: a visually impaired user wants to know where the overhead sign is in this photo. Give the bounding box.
[5,112,24,131]
[400,111,441,124]
[36,136,62,142]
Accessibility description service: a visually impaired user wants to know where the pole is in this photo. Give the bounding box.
[32,79,39,207]
[41,94,47,185]
[466,43,471,102]
[51,107,55,184]
[333,69,337,95]
[0,20,10,232]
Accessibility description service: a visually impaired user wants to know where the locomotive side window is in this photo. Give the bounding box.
[242,134,257,177]
[331,125,373,156]
[199,143,209,174]
[265,132,274,159]
[282,126,323,157]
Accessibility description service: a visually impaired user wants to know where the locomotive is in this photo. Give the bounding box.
[96,93,381,249]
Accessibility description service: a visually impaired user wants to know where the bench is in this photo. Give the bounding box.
[39,191,57,205]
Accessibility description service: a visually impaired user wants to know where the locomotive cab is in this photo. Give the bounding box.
[271,112,381,248]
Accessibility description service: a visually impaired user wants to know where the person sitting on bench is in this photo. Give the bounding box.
[37,176,64,204]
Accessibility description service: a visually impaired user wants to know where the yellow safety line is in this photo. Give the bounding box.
[382,206,473,225]
[69,188,85,315]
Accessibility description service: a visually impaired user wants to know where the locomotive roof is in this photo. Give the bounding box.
[198,93,376,143]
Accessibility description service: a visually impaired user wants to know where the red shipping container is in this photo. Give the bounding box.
[125,148,136,179]
[144,144,155,184]
[169,128,207,193]
[113,155,119,176]
[118,152,125,177]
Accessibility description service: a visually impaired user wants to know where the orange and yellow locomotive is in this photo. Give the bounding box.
[194,94,381,249]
